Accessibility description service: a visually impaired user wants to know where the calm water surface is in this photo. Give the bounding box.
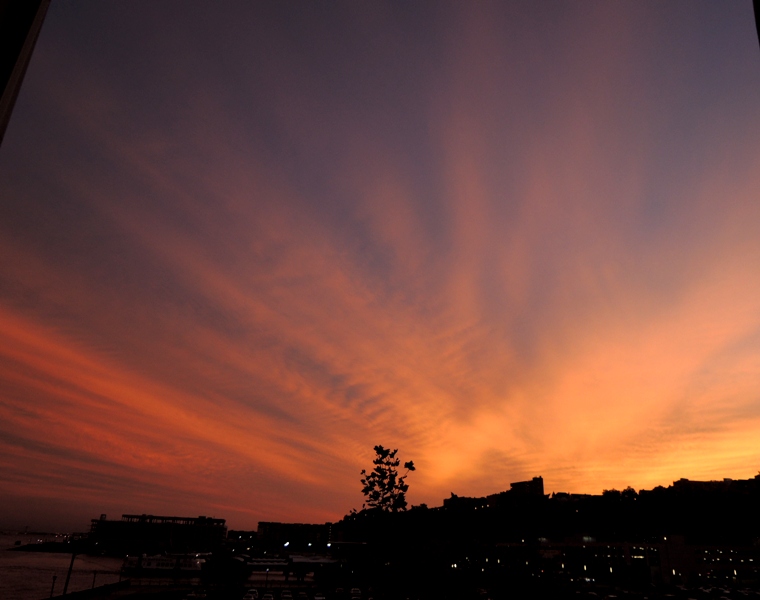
[0,534,122,600]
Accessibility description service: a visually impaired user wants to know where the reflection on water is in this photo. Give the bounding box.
[0,534,122,600]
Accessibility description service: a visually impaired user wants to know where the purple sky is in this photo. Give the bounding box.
[1,1,760,531]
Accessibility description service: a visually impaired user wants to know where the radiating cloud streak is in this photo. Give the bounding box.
[1,1,760,529]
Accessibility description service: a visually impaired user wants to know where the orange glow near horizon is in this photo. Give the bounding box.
[2,2,760,530]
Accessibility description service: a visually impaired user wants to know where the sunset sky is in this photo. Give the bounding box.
[2,1,760,531]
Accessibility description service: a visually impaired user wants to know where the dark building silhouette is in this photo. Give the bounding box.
[509,476,544,496]
[443,476,545,510]
[671,476,759,493]
[83,473,760,596]
[228,529,257,543]
[89,513,227,555]
[333,472,760,595]
[443,492,489,511]
[256,521,332,550]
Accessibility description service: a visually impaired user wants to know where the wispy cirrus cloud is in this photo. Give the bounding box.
[1,1,760,529]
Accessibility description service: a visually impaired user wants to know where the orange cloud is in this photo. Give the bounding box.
[2,1,760,529]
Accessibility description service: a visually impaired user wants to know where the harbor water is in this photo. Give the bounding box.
[0,533,122,600]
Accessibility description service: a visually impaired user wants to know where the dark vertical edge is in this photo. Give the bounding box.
[755,0,760,53]
[0,0,51,148]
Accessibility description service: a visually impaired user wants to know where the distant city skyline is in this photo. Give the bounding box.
[1,1,760,532]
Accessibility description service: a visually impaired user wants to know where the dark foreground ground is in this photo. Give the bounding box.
[50,579,760,600]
